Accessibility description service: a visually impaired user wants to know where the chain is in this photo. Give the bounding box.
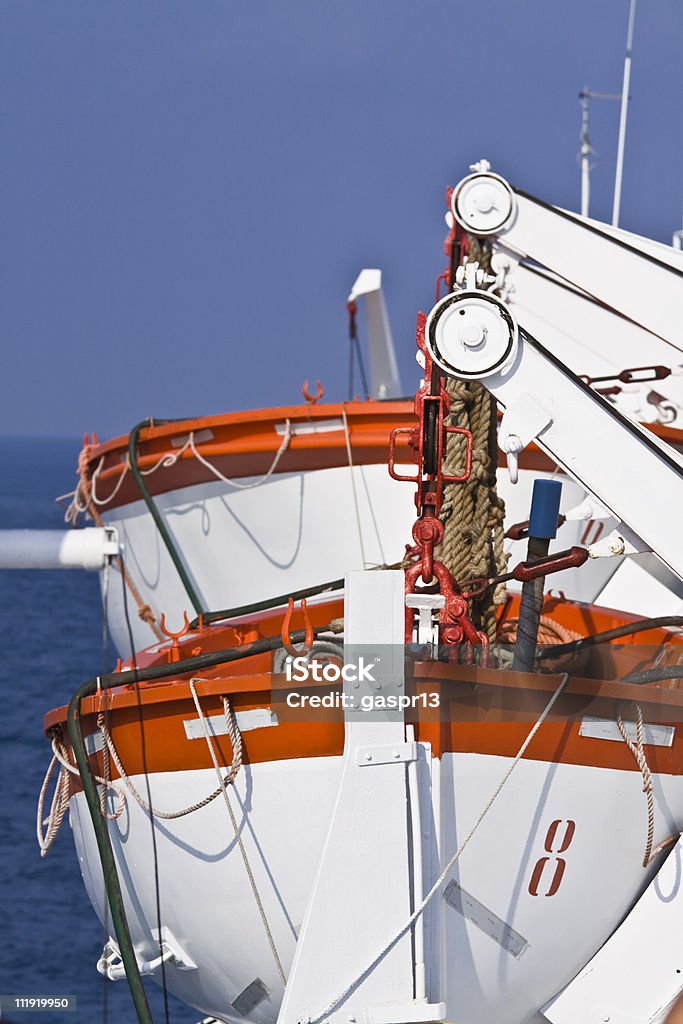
[389,313,488,657]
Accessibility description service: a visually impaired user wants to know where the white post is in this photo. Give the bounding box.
[579,89,591,218]
[612,0,637,226]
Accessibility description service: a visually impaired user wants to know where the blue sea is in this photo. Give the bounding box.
[0,438,197,1024]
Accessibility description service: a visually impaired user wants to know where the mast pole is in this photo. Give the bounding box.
[580,88,591,217]
[612,0,637,226]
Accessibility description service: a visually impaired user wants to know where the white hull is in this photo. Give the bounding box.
[69,751,683,1024]
[102,460,683,655]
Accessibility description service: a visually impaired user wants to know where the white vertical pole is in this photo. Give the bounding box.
[580,90,591,217]
[612,0,637,226]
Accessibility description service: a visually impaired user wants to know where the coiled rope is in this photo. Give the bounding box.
[37,694,243,851]
[37,735,125,857]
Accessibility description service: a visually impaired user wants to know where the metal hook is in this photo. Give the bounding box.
[281,597,314,657]
[302,379,323,405]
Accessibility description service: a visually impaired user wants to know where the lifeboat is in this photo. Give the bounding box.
[42,589,683,1024]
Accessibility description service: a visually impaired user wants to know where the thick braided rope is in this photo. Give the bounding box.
[436,379,507,639]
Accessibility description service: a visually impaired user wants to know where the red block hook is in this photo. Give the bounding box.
[159,610,191,662]
[281,597,314,657]
[302,379,323,405]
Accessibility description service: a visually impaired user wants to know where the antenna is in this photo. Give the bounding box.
[578,88,620,218]
[612,0,637,226]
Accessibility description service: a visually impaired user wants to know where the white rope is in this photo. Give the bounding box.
[64,423,293,521]
[139,436,192,476]
[615,702,675,868]
[37,737,126,856]
[97,697,242,819]
[304,672,570,1024]
[341,406,367,568]
[62,483,90,525]
[90,456,130,504]
[188,423,292,490]
[189,678,287,985]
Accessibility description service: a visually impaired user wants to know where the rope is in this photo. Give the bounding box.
[63,442,164,640]
[91,457,130,505]
[435,239,507,639]
[37,736,125,856]
[615,703,675,867]
[498,615,588,674]
[342,405,367,568]
[303,673,570,1024]
[97,696,243,820]
[189,678,287,986]
[64,422,293,522]
[187,422,292,490]
[436,378,507,640]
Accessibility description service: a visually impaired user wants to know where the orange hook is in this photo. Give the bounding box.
[302,379,323,405]
[159,611,191,662]
[281,597,314,657]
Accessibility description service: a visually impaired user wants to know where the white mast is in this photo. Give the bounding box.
[578,88,620,218]
[612,0,637,226]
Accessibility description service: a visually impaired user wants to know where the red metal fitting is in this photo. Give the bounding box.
[281,597,314,657]
[159,611,191,662]
[512,546,588,583]
[302,379,323,405]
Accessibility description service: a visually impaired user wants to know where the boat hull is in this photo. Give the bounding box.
[67,746,683,1024]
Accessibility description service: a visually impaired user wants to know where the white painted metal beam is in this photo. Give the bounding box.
[348,270,403,400]
[278,570,443,1024]
[0,527,119,571]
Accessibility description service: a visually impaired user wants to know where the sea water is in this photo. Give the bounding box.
[0,438,196,1023]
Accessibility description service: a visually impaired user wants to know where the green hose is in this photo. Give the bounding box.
[68,681,154,1024]
[128,419,205,619]
[66,627,325,1024]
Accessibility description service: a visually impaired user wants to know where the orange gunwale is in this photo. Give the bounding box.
[44,595,683,785]
[80,400,683,512]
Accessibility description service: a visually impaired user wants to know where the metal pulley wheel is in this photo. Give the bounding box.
[451,171,516,236]
[425,290,518,380]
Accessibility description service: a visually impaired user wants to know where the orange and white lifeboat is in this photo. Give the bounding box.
[43,586,683,1024]
[71,402,683,656]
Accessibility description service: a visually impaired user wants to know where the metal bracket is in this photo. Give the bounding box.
[356,742,418,767]
[406,593,445,647]
[364,1001,447,1024]
[97,927,197,982]
[588,523,650,559]
[499,393,553,484]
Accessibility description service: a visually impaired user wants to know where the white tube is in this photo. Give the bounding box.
[612,0,637,227]
[0,528,119,571]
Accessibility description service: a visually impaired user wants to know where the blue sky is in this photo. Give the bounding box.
[2,0,682,438]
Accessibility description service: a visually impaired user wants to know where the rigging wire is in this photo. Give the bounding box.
[120,557,171,1024]
[101,561,111,1024]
